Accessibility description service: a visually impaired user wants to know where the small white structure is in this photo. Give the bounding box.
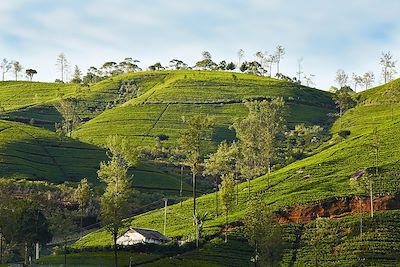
[116,227,169,246]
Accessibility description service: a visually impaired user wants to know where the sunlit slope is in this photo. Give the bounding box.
[75,79,400,248]
[73,70,335,149]
[0,72,170,130]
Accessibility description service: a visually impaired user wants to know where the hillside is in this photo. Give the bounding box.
[0,72,168,130]
[74,78,400,265]
[73,70,335,149]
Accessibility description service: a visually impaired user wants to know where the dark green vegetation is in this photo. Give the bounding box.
[73,75,400,265]
[73,70,334,149]
[2,70,400,266]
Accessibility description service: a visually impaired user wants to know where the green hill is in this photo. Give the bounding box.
[73,70,335,150]
[74,78,400,266]
[0,119,192,197]
[0,72,168,130]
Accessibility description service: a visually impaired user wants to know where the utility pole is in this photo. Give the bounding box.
[163,198,168,237]
[0,232,3,264]
[180,166,183,207]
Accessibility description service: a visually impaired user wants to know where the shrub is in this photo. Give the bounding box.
[338,130,351,138]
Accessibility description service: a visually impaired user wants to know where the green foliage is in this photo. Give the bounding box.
[233,98,286,179]
[244,197,283,266]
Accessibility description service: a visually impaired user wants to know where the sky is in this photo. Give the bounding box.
[1,0,400,90]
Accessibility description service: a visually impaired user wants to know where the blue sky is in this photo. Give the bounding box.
[1,0,399,90]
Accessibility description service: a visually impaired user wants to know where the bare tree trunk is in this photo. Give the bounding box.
[215,176,219,217]
[24,242,28,265]
[247,179,251,199]
[192,171,197,221]
[113,230,118,267]
[64,240,67,267]
[180,166,183,207]
[370,181,373,218]
[225,209,228,243]
[0,232,3,264]
[359,198,363,240]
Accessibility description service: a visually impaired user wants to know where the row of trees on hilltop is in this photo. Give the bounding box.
[0,58,37,81]
[331,51,398,93]
[58,45,318,87]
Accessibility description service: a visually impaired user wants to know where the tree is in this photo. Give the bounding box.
[244,197,283,266]
[56,53,68,82]
[303,74,315,87]
[334,69,348,88]
[179,115,214,220]
[350,128,381,219]
[25,69,37,81]
[0,59,11,81]
[333,87,354,118]
[274,45,285,75]
[232,98,286,195]
[296,58,303,83]
[307,217,331,267]
[361,71,375,90]
[11,61,22,81]
[220,173,235,243]
[226,62,236,71]
[265,54,276,77]
[193,212,208,249]
[119,58,140,73]
[101,61,119,77]
[195,51,216,70]
[380,51,397,84]
[50,208,77,267]
[237,49,244,70]
[16,208,52,265]
[98,135,138,267]
[169,59,188,70]
[55,98,80,137]
[74,178,92,235]
[148,62,165,71]
[351,73,363,93]
[204,141,237,217]
[71,65,82,84]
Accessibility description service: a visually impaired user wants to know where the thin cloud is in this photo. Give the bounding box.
[0,0,399,89]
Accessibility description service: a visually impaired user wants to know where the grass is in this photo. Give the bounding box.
[0,72,170,130]
[74,77,400,260]
[0,119,192,198]
[292,210,400,266]
[73,70,335,150]
[31,251,164,267]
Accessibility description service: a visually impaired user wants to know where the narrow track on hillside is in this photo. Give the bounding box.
[141,103,170,141]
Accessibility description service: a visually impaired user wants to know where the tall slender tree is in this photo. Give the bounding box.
[380,51,397,84]
[98,135,138,267]
[11,61,22,81]
[74,178,92,235]
[179,115,214,219]
[237,49,245,70]
[233,98,286,195]
[56,53,68,82]
[274,45,285,75]
[0,59,11,81]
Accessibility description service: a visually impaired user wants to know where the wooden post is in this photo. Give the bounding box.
[35,242,40,260]
[180,166,183,207]
[163,198,168,237]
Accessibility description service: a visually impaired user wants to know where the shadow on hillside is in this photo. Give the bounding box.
[1,105,63,131]
[0,135,106,183]
[212,125,236,143]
